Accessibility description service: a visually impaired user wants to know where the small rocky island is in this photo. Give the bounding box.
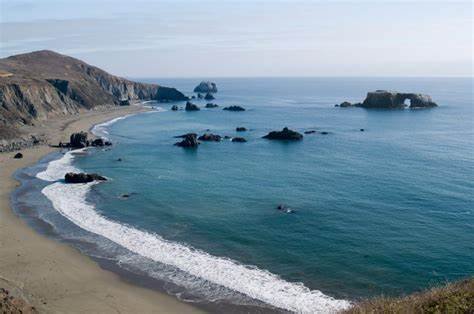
[174,133,200,148]
[185,101,200,111]
[65,172,107,183]
[338,90,438,109]
[194,81,218,93]
[263,127,303,141]
[223,105,246,112]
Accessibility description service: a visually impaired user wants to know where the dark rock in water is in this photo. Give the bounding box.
[262,127,303,141]
[360,128,365,132]
[191,95,196,99]
[174,133,197,138]
[91,138,112,147]
[121,194,130,198]
[223,105,245,112]
[204,92,215,100]
[334,104,339,107]
[171,105,179,111]
[304,130,316,134]
[197,93,203,99]
[65,172,107,183]
[205,103,218,108]
[70,131,88,148]
[361,90,438,109]
[194,81,218,93]
[236,127,247,132]
[117,158,122,162]
[320,131,329,135]
[185,101,200,111]
[339,101,353,108]
[13,152,23,159]
[231,137,247,143]
[198,133,222,142]
[277,204,294,214]
[224,135,231,139]
[174,133,199,148]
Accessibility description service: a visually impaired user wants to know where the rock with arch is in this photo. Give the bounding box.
[361,90,438,109]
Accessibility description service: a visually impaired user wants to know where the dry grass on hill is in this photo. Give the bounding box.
[345,277,474,314]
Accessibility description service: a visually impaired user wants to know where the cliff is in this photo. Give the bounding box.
[0,50,187,140]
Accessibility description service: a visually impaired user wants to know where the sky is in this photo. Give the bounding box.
[0,0,472,78]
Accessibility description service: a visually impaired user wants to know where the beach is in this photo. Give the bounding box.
[0,105,203,313]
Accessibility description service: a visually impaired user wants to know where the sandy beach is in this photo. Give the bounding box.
[0,106,203,313]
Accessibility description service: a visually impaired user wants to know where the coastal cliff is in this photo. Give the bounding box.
[0,50,187,142]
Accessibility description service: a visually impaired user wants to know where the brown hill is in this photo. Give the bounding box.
[0,50,187,140]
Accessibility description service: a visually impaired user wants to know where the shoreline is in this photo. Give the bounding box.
[0,105,204,313]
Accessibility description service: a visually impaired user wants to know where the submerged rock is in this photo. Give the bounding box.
[277,204,294,214]
[262,127,303,141]
[236,127,247,132]
[185,101,200,111]
[13,152,23,159]
[91,138,112,147]
[171,104,179,111]
[231,137,247,143]
[339,101,353,108]
[223,105,245,112]
[174,133,197,138]
[65,172,107,183]
[198,133,222,142]
[174,133,200,148]
[194,81,218,93]
[304,130,316,134]
[70,131,88,148]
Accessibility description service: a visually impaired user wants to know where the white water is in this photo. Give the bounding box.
[37,114,352,314]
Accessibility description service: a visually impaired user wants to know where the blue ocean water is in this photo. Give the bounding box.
[32,78,473,312]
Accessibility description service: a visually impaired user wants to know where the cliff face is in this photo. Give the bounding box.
[0,50,187,139]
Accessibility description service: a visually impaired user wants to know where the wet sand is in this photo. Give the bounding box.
[0,106,204,313]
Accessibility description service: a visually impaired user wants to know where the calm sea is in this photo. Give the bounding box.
[17,77,473,313]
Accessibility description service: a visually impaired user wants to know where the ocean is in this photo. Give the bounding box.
[13,77,473,313]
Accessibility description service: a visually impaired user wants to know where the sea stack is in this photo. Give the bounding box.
[194,81,218,93]
[361,90,438,109]
[263,127,303,141]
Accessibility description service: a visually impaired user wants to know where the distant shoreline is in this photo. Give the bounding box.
[0,105,203,313]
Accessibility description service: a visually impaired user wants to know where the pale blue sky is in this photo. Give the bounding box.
[0,0,472,77]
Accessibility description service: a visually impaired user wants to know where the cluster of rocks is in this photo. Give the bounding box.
[236,127,247,132]
[0,134,46,153]
[174,130,249,148]
[64,172,107,184]
[198,133,222,142]
[0,288,37,314]
[60,132,112,149]
[205,103,219,108]
[336,90,438,109]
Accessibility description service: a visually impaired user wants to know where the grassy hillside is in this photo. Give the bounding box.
[345,277,473,314]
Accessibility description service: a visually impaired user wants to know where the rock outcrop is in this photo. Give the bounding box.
[185,101,200,111]
[231,137,247,142]
[171,105,179,111]
[205,103,218,108]
[236,127,247,132]
[194,81,218,93]
[204,92,215,100]
[70,131,88,148]
[361,90,438,109]
[65,172,107,183]
[13,152,23,158]
[0,50,187,140]
[263,127,303,141]
[223,105,245,112]
[198,133,222,142]
[174,133,199,148]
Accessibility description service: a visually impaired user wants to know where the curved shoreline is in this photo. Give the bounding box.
[0,105,203,313]
[22,107,351,313]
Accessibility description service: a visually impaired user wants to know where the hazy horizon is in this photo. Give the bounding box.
[1,0,472,78]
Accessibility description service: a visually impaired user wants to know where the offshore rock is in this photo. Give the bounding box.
[361,90,438,109]
[65,172,107,183]
[262,127,303,141]
[185,101,200,111]
[194,81,218,93]
[198,133,222,142]
[174,133,199,148]
[223,105,245,112]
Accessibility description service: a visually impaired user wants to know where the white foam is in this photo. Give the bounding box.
[91,115,131,139]
[36,149,84,181]
[42,184,350,313]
